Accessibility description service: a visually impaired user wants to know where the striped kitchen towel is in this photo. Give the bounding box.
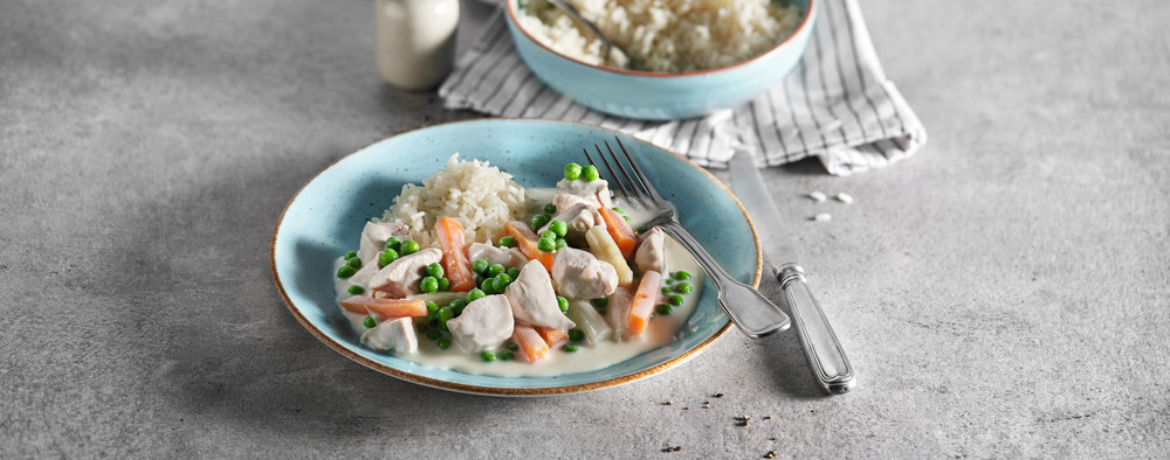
[438,0,926,175]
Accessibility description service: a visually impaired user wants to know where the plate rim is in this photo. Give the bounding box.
[268,118,762,396]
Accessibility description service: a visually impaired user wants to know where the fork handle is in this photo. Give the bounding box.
[777,264,856,394]
[660,223,791,338]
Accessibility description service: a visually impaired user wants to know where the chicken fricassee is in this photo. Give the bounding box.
[333,157,703,376]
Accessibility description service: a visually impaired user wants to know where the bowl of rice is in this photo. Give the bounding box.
[505,0,817,120]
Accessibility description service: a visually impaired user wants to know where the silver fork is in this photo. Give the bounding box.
[585,139,791,338]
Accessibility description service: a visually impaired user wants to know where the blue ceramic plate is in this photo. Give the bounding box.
[270,119,761,396]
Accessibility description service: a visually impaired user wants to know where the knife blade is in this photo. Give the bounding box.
[729,151,856,394]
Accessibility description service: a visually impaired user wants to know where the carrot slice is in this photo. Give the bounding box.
[504,221,555,271]
[340,296,428,319]
[435,217,476,292]
[512,324,550,362]
[536,326,569,348]
[626,270,662,335]
[599,208,637,260]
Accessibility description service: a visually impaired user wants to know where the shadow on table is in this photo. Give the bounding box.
[751,272,834,400]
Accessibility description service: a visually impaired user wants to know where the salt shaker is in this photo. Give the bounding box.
[375,0,459,90]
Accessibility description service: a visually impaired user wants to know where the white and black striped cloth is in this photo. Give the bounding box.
[439,0,926,175]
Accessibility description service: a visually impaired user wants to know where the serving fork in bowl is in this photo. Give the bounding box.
[585,139,791,338]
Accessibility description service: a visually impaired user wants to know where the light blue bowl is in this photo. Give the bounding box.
[505,0,817,120]
[270,119,761,396]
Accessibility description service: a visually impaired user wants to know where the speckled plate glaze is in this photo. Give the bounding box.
[270,119,761,396]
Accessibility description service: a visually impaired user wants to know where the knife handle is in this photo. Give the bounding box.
[778,264,856,394]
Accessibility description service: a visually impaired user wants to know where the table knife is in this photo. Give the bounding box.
[729,151,856,395]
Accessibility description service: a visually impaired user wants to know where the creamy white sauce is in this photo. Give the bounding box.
[333,188,704,377]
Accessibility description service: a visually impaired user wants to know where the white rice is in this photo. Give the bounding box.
[518,0,802,73]
[377,154,526,248]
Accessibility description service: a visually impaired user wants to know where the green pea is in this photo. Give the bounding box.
[591,297,608,308]
[545,221,566,239]
[555,238,567,250]
[472,258,489,274]
[661,287,672,296]
[437,306,454,324]
[420,276,439,293]
[426,330,442,340]
[487,263,506,277]
[505,342,519,351]
[346,257,362,269]
[665,278,674,285]
[448,299,468,314]
[562,344,579,353]
[344,251,358,260]
[425,301,440,320]
[507,267,520,280]
[675,282,693,294]
[656,304,673,315]
[497,236,517,248]
[481,351,497,362]
[426,263,444,279]
[674,271,692,280]
[612,207,624,214]
[494,272,512,286]
[363,316,376,328]
[480,277,499,294]
[556,296,569,313]
[400,240,420,255]
[499,351,514,361]
[569,328,585,342]
[467,288,486,302]
[668,294,684,306]
[581,165,599,181]
[337,265,356,279]
[438,277,450,291]
[348,285,364,295]
[537,238,556,252]
[385,236,401,251]
[378,249,398,268]
[437,339,451,350]
[564,162,582,180]
[530,213,551,230]
[543,203,558,215]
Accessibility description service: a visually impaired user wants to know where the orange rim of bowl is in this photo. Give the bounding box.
[269,118,763,396]
[504,0,817,78]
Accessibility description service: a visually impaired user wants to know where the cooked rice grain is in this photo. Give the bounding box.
[378,154,526,248]
[519,0,802,73]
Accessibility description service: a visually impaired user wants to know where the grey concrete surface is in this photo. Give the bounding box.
[2,0,1168,458]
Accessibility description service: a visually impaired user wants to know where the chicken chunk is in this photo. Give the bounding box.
[539,203,605,246]
[551,247,618,300]
[467,242,527,268]
[505,260,576,330]
[634,226,666,275]
[348,258,381,288]
[605,286,639,341]
[357,222,411,264]
[361,317,418,353]
[554,178,613,213]
[446,294,515,353]
[369,248,442,299]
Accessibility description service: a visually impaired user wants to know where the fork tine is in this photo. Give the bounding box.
[594,144,634,202]
[603,140,653,207]
[614,137,663,202]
